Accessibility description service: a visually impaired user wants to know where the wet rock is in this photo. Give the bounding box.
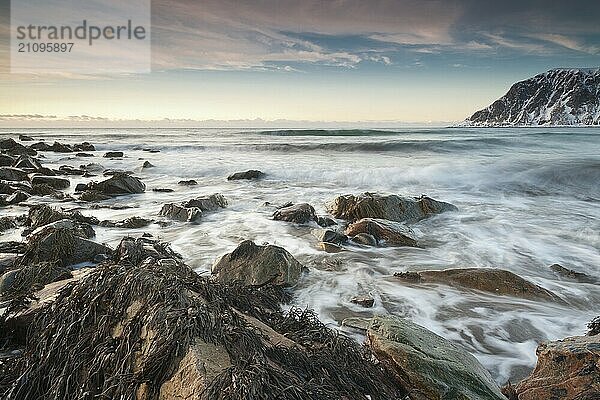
[341,317,371,331]
[152,188,174,193]
[368,316,506,400]
[0,139,36,156]
[316,216,337,227]
[142,148,160,153]
[48,141,73,153]
[351,233,378,246]
[588,317,600,336]
[273,203,317,224]
[57,165,85,176]
[73,142,95,152]
[0,167,29,182]
[6,190,29,205]
[183,194,227,211]
[29,219,95,239]
[142,161,154,168]
[212,240,305,286]
[18,134,34,142]
[79,191,113,202]
[395,268,561,301]
[0,217,17,232]
[102,169,134,176]
[74,183,87,192]
[159,203,202,222]
[311,228,347,244]
[350,295,375,308]
[80,163,104,174]
[0,269,20,295]
[328,192,458,223]
[0,253,19,272]
[30,141,52,151]
[0,241,27,253]
[83,173,145,197]
[25,204,99,233]
[317,242,344,253]
[13,155,42,171]
[30,183,63,198]
[99,217,152,229]
[178,179,197,186]
[513,334,600,400]
[227,170,264,181]
[0,154,16,166]
[346,218,418,247]
[104,151,124,158]
[549,263,597,284]
[30,175,70,190]
[76,152,94,157]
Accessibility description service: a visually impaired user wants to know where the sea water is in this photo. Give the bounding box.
[1,127,598,383]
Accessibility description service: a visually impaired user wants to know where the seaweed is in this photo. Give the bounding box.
[0,237,406,400]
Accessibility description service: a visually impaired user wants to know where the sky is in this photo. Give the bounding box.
[0,0,599,126]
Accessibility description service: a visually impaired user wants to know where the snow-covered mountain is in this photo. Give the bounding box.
[463,68,600,126]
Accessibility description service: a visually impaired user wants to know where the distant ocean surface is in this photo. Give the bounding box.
[2,127,599,383]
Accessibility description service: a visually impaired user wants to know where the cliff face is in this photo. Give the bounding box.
[464,68,600,126]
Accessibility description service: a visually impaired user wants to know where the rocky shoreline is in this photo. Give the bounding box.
[0,135,598,399]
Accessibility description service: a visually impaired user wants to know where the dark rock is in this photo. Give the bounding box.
[79,191,113,202]
[0,269,20,294]
[152,188,174,193]
[75,183,88,192]
[328,193,457,223]
[25,204,99,233]
[212,240,305,287]
[142,148,160,153]
[316,216,337,227]
[588,317,600,336]
[350,295,374,308]
[367,316,506,400]
[317,242,344,253]
[159,203,202,222]
[30,184,62,198]
[142,161,154,168]
[513,334,600,400]
[84,173,145,197]
[395,268,561,301]
[28,219,95,240]
[99,217,152,229]
[58,165,85,176]
[351,233,378,246]
[49,141,73,153]
[273,203,317,224]
[76,152,94,157]
[0,167,29,182]
[102,169,134,176]
[80,163,104,173]
[178,180,197,186]
[345,218,418,247]
[104,151,124,158]
[0,138,37,156]
[30,175,70,190]
[13,155,42,171]
[30,141,52,151]
[0,154,16,166]
[0,241,27,253]
[311,228,347,244]
[549,263,597,284]
[18,134,34,142]
[73,142,95,152]
[182,194,227,211]
[6,190,29,205]
[0,217,17,232]
[227,170,265,181]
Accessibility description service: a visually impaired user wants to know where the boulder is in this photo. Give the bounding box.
[104,151,124,158]
[0,217,17,232]
[76,152,94,157]
[57,165,85,176]
[30,141,52,151]
[0,139,36,156]
[0,154,15,166]
[73,142,95,152]
[513,334,600,400]
[84,173,145,196]
[178,180,197,186]
[350,295,374,308]
[395,268,561,301]
[212,240,305,286]
[0,242,27,253]
[182,194,227,211]
[352,232,379,247]
[317,242,344,253]
[153,188,174,193]
[159,203,202,222]
[99,217,152,229]
[273,203,317,224]
[328,193,458,223]
[6,190,29,205]
[80,163,104,174]
[29,219,95,240]
[311,228,347,244]
[346,218,418,247]
[316,216,337,227]
[48,141,73,153]
[18,134,34,142]
[368,316,506,400]
[0,167,29,182]
[142,161,154,168]
[13,155,42,171]
[0,269,20,294]
[227,170,264,181]
[79,191,112,202]
[30,175,70,190]
[25,204,99,232]
[549,263,597,284]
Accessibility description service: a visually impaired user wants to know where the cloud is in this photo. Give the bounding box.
[532,33,599,55]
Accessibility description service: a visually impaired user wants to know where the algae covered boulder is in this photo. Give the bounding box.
[328,192,457,223]
[367,316,506,400]
[212,240,305,287]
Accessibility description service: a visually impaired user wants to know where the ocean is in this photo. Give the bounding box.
[1,127,599,384]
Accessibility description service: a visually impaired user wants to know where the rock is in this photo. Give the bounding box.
[84,173,145,196]
[341,317,371,331]
[0,269,20,294]
[6,190,29,205]
[58,165,85,176]
[74,183,87,192]
[159,203,202,222]
[312,228,347,244]
[80,163,104,174]
[368,316,506,400]
[0,217,17,232]
[328,192,458,223]
[513,334,600,400]
[588,317,600,336]
[76,152,94,157]
[25,204,99,232]
[212,240,305,287]
[103,169,134,176]
[227,170,264,181]
[0,241,27,253]
[30,141,52,151]
[13,155,42,171]
[104,151,124,158]
[152,188,174,193]
[317,242,344,253]
[0,154,15,166]
[0,254,19,272]
[0,167,29,182]
[29,219,95,240]
[352,233,378,246]
[178,180,197,186]
[18,134,34,142]
[182,194,227,211]
[79,191,112,202]
[30,175,70,190]
[350,295,374,308]
[0,139,36,156]
[317,216,337,227]
[142,161,154,168]
[142,148,160,153]
[346,218,418,247]
[549,263,597,284]
[73,142,95,152]
[99,217,152,229]
[273,203,317,224]
[395,268,561,301]
[48,141,73,153]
